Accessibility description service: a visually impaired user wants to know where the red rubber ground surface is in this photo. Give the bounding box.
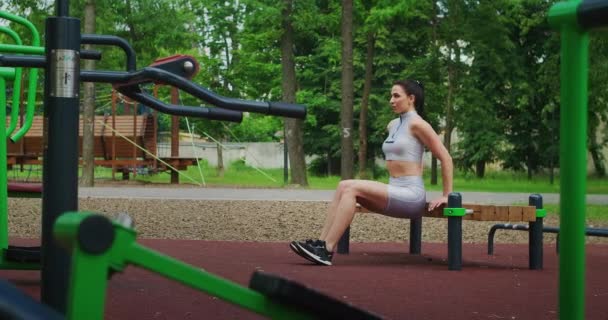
[2,240,607,320]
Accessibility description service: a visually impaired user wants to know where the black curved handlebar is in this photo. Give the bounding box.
[114,67,307,119]
[117,85,243,122]
[81,34,136,71]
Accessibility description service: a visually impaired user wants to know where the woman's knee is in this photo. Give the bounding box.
[337,179,356,193]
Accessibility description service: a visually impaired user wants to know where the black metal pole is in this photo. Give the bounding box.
[56,0,69,17]
[409,217,422,254]
[447,193,463,270]
[337,227,350,254]
[283,127,288,185]
[40,14,80,313]
[529,194,544,269]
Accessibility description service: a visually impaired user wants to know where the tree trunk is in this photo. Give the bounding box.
[358,32,375,179]
[216,142,224,178]
[589,140,606,177]
[443,46,458,153]
[340,0,354,180]
[431,156,438,185]
[475,160,485,178]
[549,158,555,185]
[281,0,308,186]
[80,0,96,187]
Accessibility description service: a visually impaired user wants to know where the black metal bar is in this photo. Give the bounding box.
[80,70,130,83]
[40,15,80,314]
[118,86,242,121]
[80,49,101,60]
[409,217,422,254]
[114,67,307,119]
[56,0,68,17]
[0,50,99,68]
[0,54,46,68]
[578,0,608,30]
[529,194,544,270]
[488,223,608,255]
[337,227,350,254]
[447,193,463,271]
[81,34,136,71]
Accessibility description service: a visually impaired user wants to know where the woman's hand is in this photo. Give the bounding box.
[428,196,448,211]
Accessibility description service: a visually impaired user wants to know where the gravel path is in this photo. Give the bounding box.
[7,194,608,245]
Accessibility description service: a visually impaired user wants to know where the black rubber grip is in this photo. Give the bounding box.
[206,107,244,122]
[578,0,608,30]
[81,49,102,60]
[249,271,383,320]
[268,101,306,119]
[77,215,115,255]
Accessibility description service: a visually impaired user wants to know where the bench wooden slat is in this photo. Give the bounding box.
[356,203,538,222]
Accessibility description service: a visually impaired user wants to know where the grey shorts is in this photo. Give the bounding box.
[382,176,426,219]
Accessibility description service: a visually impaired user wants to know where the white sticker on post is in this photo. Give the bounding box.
[50,49,79,98]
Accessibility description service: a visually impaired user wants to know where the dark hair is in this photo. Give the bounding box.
[394,79,425,119]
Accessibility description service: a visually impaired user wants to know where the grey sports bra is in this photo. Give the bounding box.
[382,110,424,162]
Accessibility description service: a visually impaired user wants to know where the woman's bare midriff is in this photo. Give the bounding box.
[386,160,422,177]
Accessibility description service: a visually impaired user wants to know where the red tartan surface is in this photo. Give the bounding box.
[2,240,607,320]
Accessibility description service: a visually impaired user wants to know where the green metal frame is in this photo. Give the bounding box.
[0,22,40,270]
[535,209,547,218]
[0,26,23,136]
[54,212,313,320]
[0,11,40,142]
[443,207,466,217]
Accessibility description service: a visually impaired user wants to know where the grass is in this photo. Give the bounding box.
[543,203,607,222]
[8,162,608,193]
[7,162,608,223]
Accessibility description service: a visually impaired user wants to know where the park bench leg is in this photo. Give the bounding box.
[337,227,350,254]
[447,216,462,270]
[529,194,544,270]
[409,217,422,254]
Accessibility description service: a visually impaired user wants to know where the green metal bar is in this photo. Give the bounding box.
[0,11,40,142]
[0,67,16,79]
[0,43,44,55]
[54,212,312,320]
[0,26,23,137]
[548,2,587,320]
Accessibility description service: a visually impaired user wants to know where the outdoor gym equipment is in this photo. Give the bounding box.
[48,212,382,320]
[0,19,103,269]
[547,0,608,319]
[0,24,40,270]
[0,2,307,316]
[488,223,608,255]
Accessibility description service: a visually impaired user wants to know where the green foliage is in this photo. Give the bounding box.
[3,0,607,181]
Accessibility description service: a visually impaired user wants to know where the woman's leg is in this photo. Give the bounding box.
[322,180,389,252]
[319,180,351,240]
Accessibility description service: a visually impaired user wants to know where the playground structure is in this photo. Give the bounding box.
[0,0,606,319]
[5,90,197,181]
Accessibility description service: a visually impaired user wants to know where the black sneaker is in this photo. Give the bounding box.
[290,239,322,262]
[294,240,333,266]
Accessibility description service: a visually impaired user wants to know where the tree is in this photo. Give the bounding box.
[281,0,308,186]
[340,0,354,180]
[80,0,96,187]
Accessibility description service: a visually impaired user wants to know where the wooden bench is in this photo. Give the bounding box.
[340,192,546,270]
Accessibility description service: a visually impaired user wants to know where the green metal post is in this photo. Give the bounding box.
[0,11,41,142]
[548,2,587,320]
[0,26,23,136]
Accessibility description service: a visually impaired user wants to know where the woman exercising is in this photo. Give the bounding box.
[291,79,453,265]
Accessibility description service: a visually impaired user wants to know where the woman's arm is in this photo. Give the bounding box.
[411,119,453,210]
